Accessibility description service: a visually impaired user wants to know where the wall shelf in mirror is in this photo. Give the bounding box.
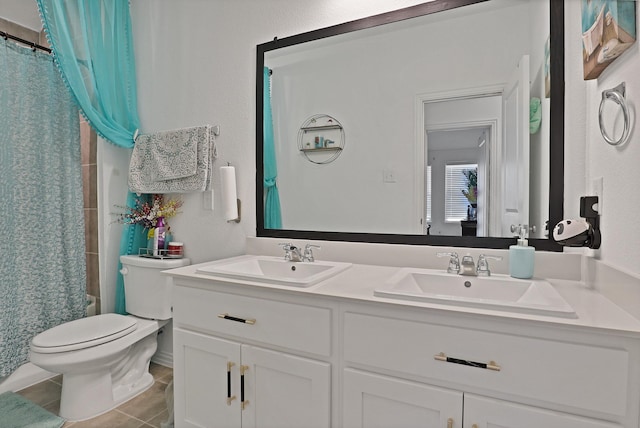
[297,114,345,164]
[300,147,343,153]
[301,125,342,132]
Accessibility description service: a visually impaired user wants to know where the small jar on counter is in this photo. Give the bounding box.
[167,242,184,257]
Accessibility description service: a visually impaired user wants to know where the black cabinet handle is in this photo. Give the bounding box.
[218,313,256,325]
[226,362,236,405]
[434,352,501,371]
[240,365,249,410]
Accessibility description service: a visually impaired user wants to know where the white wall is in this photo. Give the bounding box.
[0,0,42,30]
[566,0,640,275]
[129,0,433,263]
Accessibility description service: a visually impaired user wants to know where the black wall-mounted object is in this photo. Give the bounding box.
[580,196,601,249]
[552,196,601,249]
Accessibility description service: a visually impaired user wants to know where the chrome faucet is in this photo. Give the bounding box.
[280,243,303,262]
[438,252,502,276]
[476,254,503,276]
[303,244,321,262]
[460,254,476,276]
[437,252,460,274]
[279,243,319,262]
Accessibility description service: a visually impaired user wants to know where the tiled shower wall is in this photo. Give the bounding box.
[1,18,100,314]
[81,121,100,314]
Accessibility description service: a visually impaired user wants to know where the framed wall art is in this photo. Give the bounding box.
[581,0,637,80]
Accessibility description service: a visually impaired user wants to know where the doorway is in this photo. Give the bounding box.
[415,89,502,237]
[425,126,491,236]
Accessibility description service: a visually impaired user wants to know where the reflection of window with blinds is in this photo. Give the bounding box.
[425,165,432,225]
[445,163,477,222]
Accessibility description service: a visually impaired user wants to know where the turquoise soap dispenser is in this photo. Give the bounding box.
[509,226,535,279]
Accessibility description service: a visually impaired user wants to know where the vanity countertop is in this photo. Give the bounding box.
[165,255,640,338]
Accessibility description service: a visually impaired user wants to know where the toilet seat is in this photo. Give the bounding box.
[31,313,137,354]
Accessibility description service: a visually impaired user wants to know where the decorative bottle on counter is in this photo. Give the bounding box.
[147,228,155,253]
[154,217,166,256]
[509,225,535,279]
[164,227,172,250]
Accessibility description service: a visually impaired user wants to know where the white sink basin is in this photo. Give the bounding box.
[374,268,577,318]
[196,255,351,287]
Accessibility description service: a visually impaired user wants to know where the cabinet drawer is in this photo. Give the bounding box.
[174,285,331,356]
[343,312,629,417]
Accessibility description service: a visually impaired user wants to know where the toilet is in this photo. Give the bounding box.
[29,255,190,421]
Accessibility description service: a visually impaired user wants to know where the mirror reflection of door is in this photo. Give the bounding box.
[422,94,501,237]
[501,55,531,237]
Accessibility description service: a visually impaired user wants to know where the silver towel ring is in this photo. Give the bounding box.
[599,82,630,146]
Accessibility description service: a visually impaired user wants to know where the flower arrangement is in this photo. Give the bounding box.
[461,168,478,204]
[115,194,183,229]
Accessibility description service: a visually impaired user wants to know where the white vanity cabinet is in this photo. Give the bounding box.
[170,270,640,428]
[342,309,634,428]
[343,369,620,428]
[172,283,332,428]
[464,395,621,428]
[343,368,464,427]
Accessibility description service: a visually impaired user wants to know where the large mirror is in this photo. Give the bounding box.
[257,0,564,251]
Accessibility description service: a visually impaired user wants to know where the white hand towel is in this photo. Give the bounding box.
[128,125,216,194]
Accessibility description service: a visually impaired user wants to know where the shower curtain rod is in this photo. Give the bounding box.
[1,30,52,54]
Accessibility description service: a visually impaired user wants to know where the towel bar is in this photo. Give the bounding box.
[599,82,630,146]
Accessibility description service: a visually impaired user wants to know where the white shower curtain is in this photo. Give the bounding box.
[0,39,86,377]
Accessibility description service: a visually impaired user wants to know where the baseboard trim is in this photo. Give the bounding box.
[151,350,173,368]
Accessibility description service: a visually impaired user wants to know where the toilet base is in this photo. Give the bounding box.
[58,332,159,421]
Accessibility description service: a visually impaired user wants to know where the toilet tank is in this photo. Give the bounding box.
[120,255,191,320]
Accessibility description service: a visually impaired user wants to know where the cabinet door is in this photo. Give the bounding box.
[343,369,463,428]
[174,329,241,428]
[241,345,331,428]
[464,394,622,428]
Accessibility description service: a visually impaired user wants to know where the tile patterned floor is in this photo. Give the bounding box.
[16,363,173,428]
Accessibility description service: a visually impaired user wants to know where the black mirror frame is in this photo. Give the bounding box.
[256,0,564,251]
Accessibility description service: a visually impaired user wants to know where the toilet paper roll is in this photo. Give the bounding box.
[220,166,238,221]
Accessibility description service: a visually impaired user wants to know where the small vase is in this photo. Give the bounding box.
[467,203,477,221]
[147,228,155,254]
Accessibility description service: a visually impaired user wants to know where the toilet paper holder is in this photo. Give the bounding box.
[228,199,241,223]
[221,164,241,223]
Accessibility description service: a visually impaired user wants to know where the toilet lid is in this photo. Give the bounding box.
[31,313,138,354]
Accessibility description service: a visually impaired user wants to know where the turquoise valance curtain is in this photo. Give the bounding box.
[37,0,143,314]
[36,0,140,148]
[263,67,282,229]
